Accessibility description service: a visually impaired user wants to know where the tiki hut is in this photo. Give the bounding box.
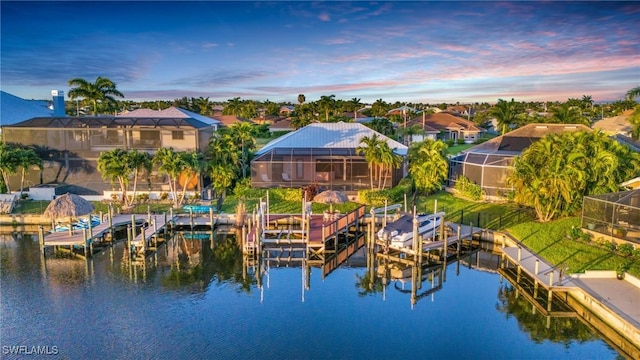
[314,190,348,214]
[43,193,95,233]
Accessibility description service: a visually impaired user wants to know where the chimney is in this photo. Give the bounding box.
[51,90,66,117]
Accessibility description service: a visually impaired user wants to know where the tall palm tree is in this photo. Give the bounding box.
[229,122,256,178]
[408,140,449,194]
[177,151,205,206]
[490,98,520,134]
[297,94,306,105]
[153,147,185,208]
[357,134,384,189]
[349,97,362,120]
[127,150,152,206]
[317,95,336,122]
[377,142,402,189]
[68,76,124,115]
[628,105,640,140]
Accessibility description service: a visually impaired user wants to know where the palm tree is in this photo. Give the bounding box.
[177,151,205,206]
[153,147,185,208]
[626,86,640,100]
[490,98,520,134]
[223,97,243,116]
[317,95,336,122]
[228,122,255,178]
[349,97,362,121]
[297,94,306,105]
[68,76,124,115]
[408,140,449,194]
[377,142,402,189]
[97,148,132,205]
[357,134,384,189]
[371,98,389,118]
[551,103,586,125]
[16,148,42,196]
[0,143,20,194]
[628,105,640,140]
[581,95,593,112]
[193,97,212,116]
[127,150,152,206]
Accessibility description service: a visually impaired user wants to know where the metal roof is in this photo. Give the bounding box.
[0,91,53,127]
[256,122,408,156]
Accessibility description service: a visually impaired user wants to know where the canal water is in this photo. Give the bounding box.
[0,232,624,359]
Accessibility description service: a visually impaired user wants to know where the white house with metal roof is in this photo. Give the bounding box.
[251,122,408,190]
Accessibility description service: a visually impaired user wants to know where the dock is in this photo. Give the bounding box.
[40,213,173,259]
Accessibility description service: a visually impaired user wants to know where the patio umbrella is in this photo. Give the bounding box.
[313,190,348,213]
[43,193,94,234]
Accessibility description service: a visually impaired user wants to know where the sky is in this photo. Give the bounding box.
[1,1,639,104]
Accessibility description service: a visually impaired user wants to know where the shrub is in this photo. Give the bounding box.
[233,178,266,199]
[454,176,484,201]
[617,243,634,257]
[603,241,617,252]
[136,193,149,203]
[160,192,169,201]
[445,139,455,146]
[457,138,466,145]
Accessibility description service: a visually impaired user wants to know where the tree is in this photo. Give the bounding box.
[153,147,185,208]
[223,97,243,116]
[68,76,124,115]
[507,130,640,222]
[408,140,449,194]
[16,148,42,196]
[371,98,389,117]
[0,143,23,194]
[490,98,520,134]
[366,118,395,137]
[193,97,212,116]
[228,122,256,178]
[177,151,204,206]
[377,142,402,189]
[550,103,586,125]
[297,94,306,105]
[627,86,640,100]
[628,105,640,140]
[349,97,362,121]
[127,150,152,206]
[357,134,384,189]
[317,95,336,122]
[97,148,133,206]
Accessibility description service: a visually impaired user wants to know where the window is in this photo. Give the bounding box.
[172,130,184,140]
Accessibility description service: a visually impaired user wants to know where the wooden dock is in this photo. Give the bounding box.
[41,213,173,258]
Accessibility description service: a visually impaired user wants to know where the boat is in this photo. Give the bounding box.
[52,215,101,233]
[377,212,444,248]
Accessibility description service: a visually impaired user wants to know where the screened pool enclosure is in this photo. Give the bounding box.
[581,190,640,244]
[250,147,403,191]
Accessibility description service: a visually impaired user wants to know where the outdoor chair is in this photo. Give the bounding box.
[282,173,291,181]
[261,174,271,182]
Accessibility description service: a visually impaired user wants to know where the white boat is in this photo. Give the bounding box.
[377,212,444,248]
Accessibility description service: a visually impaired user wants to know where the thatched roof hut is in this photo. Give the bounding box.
[43,193,94,220]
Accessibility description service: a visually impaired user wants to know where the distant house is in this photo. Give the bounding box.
[268,118,295,133]
[211,114,253,128]
[387,105,419,116]
[411,112,485,144]
[251,122,408,191]
[448,123,591,198]
[2,106,220,195]
[279,105,295,116]
[403,114,441,143]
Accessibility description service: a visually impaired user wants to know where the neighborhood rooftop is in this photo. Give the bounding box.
[256,122,408,156]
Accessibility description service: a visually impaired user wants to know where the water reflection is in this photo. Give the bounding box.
[0,231,624,359]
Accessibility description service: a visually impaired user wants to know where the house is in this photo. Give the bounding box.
[268,117,295,133]
[448,123,591,198]
[251,122,408,191]
[2,106,220,195]
[582,189,639,245]
[621,177,640,190]
[211,114,253,128]
[0,91,54,129]
[402,113,442,143]
[415,112,485,143]
[279,105,295,116]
